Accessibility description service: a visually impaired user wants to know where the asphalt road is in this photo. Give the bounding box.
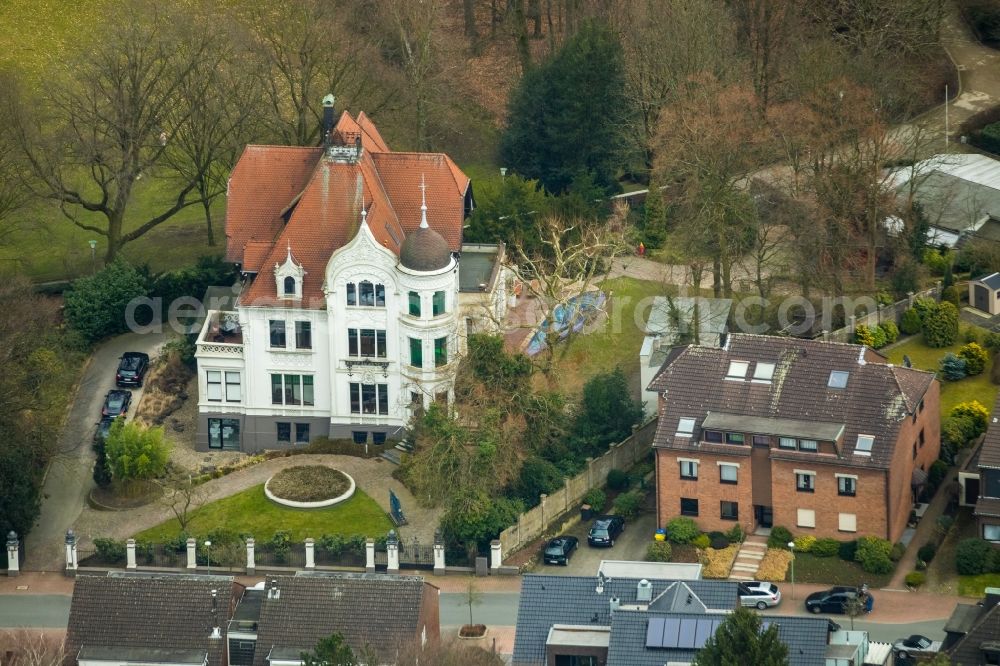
[537,512,658,577]
[24,330,168,572]
[0,595,71,628]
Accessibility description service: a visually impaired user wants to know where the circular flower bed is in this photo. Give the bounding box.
[264,465,356,509]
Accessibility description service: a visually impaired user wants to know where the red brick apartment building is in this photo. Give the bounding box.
[649,334,940,542]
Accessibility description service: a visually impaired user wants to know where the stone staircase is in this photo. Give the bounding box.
[728,534,768,581]
[380,440,414,465]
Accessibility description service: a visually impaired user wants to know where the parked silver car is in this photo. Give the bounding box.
[738,581,782,609]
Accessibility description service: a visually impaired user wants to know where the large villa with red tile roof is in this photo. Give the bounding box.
[194,96,509,452]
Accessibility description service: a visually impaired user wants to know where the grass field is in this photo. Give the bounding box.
[791,552,894,588]
[884,334,999,415]
[134,483,393,542]
[958,573,1000,597]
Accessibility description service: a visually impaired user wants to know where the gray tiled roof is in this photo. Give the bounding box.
[979,395,1000,469]
[64,573,238,666]
[512,575,738,666]
[978,272,1000,290]
[606,610,829,666]
[947,598,1000,665]
[648,334,936,469]
[252,573,430,666]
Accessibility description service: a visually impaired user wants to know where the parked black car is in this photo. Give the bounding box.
[544,536,579,565]
[805,587,868,615]
[587,516,625,547]
[93,417,115,444]
[102,390,132,418]
[116,352,150,387]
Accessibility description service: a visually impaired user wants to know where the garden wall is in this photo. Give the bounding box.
[498,417,658,558]
[823,286,941,344]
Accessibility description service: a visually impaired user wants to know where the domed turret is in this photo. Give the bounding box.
[399,180,452,272]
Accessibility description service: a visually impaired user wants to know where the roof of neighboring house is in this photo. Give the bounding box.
[606,610,830,666]
[227,111,469,309]
[891,153,1000,234]
[945,593,1000,664]
[64,573,239,666]
[251,573,433,666]
[647,334,936,470]
[976,272,1000,290]
[645,297,732,345]
[980,396,1000,470]
[512,575,738,666]
[458,243,505,292]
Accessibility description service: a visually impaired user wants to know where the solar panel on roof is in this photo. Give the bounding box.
[693,619,714,648]
[677,618,698,648]
[646,618,666,648]
[662,618,681,648]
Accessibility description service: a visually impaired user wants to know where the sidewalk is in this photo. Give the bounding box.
[887,467,959,590]
[768,582,961,624]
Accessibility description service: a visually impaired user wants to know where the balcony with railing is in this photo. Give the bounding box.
[197,311,243,357]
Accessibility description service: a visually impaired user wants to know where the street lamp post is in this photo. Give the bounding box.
[788,541,796,600]
[88,240,97,274]
[204,540,212,574]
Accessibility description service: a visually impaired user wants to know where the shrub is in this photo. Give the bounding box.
[963,325,983,345]
[607,468,630,491]
[979,120,1000,153]
[91,436,112,488]
[440,490,523,552]
[880,321,900,345]
[812,538,840,558]
[582,488,606,511]
[767,526,794,550]
[871,325,888,349]
[511,457,563,506]
[889,542,906,562]
[63,258,149,343]
[94,538,127,563]
[917,542,937,564]
[612,489,644,518]
[838,539,858,562]
[941,285,961,306]
[940,353,968,380]
[953,400,990,435]
[936,515,955,540]
[905,571,927,588]
[943,414,980,450]
[993,354,1000,385]
[646,541,672,562]
[900,308,922,335]
[793,535,816,553]
[756,549,792,581]
[854,324,876,348]
[710,535,730,549]
[985,331,1000,353]
[922,301,960,348]
[956,538,993,575]
[692,534,711,549]
[666,517,700,544]
[701,544,740,579]
[855,535,893,568]
[725,524,745,543]
[922,248,953,275]
[267,531,292,563]
[104,419,170,483]
[959,342,990,376]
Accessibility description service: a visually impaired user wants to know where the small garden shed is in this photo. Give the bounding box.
[969,272,1000,315]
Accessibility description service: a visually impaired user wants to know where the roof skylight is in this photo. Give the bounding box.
[753,362,775,382]
[855,434,874,455]
[828,371,849,389]
[726,361,749,380]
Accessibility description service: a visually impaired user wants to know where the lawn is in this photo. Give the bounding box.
[958,573,1000,597]
[134,483,393,543]
[791,553,894,588]
[537,276,709,397]
[884,334,999,416]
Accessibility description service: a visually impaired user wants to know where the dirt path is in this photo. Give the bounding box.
[70,454,441,558]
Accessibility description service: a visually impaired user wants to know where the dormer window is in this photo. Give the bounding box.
[274,248,305,300]
[726,361,749,380]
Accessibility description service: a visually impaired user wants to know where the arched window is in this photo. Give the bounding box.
[346,281,386,307]
[283,276,296,296]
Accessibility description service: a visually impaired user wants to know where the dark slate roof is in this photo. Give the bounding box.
[399,225,451,271]
[252,573,431,666]
[976,271,1000,290]
[647,334,936,470]
[512,575,738,666]
[606,610,829,666]
[979,395,1000,469]
[947,596,1000,665]
[64,573,239,666]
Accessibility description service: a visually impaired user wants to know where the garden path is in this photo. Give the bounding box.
[886,466,960,590]
[70,454,441,557]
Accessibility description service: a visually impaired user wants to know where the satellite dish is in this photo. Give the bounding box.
[902,354,912,368]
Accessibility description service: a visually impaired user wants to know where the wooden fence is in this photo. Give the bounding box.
[498,417,658,558]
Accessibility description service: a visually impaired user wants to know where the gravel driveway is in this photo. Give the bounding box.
[25,330,171,572]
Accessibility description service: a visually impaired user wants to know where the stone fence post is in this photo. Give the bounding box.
[386,530,399,573]
[365,538,375,573]
[5,531,19,577]
[246,537,255,575]
[65,530,78,577]
[433,531,445,575]
[540,493,548,528]
[304,538,315,570]
[186,538,197,569]
[490,540,502,571]
[126,539,137,569]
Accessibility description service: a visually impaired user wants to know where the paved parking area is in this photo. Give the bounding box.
[534,512,658,576]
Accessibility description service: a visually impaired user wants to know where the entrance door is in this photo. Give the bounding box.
[966,477,981,506]
[754,505,774,528]
[974,284,989,312]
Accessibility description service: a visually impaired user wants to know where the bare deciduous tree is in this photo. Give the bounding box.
[158,474,207,533]
[0,630,65,666]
